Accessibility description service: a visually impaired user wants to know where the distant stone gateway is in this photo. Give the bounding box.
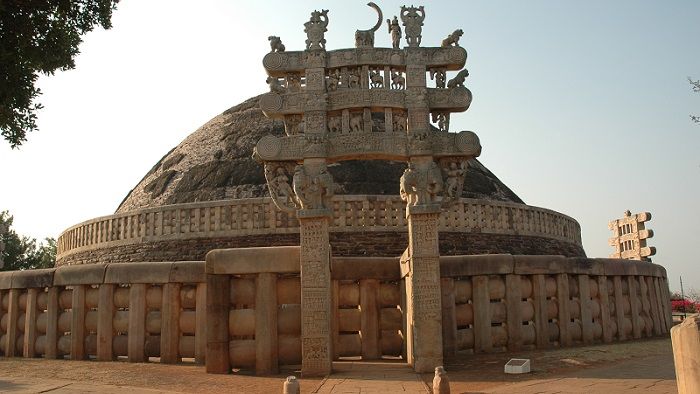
[1,3,671,379]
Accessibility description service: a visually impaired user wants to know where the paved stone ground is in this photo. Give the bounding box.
[0,338,676,393]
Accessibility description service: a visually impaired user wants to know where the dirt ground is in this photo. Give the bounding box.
[0,337,676,393]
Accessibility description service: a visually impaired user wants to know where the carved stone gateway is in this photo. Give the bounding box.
[256,4,481,374]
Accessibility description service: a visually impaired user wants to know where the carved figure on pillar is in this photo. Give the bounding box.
[355,2,383,48]
[393,112,407,131]
[293,165,335,210]
[265,163,299,212]
[348,68,361,89]
[304,10,329,50]
[350,113,363,132]
[430,68,446,88]
[441,29,463,47]
[266,76,287,94]
[447,69,469,89]
[400,5,425,47]
[327,115,341,133]
[440,159,468,207]
[287,74,301,92]
[431,112,450,132]
[386,16,402,49]
[268,36,286,52]
[284,115,303,136]
[327,69,340,91]
[400,161,443,206]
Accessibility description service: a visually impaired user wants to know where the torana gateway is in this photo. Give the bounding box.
[0,4,671,378]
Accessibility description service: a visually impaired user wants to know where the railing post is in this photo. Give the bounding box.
[70,284,87,360]
[23,288,39,357]
[97,284,115,361]
[206,274,230,374]
[45,287,59,359]
[255,273,279,375]
[161,282,182,364]
[128,284,147,362]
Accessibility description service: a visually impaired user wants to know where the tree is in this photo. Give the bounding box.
[0,211,56,271]
[690,77,700,124]
[0,1,119,148]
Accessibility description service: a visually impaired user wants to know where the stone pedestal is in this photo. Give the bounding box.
[299,209,333,377]
[404,204,443,373]
[671,314,700,394]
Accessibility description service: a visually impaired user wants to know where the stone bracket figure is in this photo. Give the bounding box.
[430,68,446,89]
[386,15,402,49]
[355,2,383,48]
[266,76,287,94]
[431,112,450,132]
[264,162,299,213]
[293,164,335,211]
[400,161,443,207]
[439,158,468,208]
[304,9,329,50]
[400,5,425,48]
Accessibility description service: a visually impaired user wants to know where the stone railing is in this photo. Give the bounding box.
[204,248,670,375]
[0,262,206,362]
[438,255,672,354]
[57,196,582,263]
[0,252,671,374]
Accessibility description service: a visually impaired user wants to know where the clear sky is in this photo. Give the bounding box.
[1,1,698,291]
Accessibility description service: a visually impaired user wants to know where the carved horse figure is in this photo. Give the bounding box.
[369,69,384,88]
[391,71,405,89]
[355,2,383,48]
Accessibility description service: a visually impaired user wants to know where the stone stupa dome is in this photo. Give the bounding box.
[56,95,584,266]
[116,95,522,214]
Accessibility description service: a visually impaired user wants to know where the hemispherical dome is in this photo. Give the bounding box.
[116,95,522,214]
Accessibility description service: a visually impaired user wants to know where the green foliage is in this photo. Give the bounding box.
[0,211,56,271]
[0,0,119,148]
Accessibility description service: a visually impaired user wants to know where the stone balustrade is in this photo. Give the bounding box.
[0,253,670,374]
[57,196,583,265]
[0,262,206,363]
[203,249,671,375]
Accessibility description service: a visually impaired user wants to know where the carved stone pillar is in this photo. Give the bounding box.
[298,158,333,377]
[299,210,332,376]
[401,156,444,373]
[404,203,443,372]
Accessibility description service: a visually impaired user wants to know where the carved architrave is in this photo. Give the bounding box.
[263,47,466,76]
[254,130,480,163]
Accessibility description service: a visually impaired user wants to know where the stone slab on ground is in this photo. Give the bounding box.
[0,338,677,393]
[312,361,428,393]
